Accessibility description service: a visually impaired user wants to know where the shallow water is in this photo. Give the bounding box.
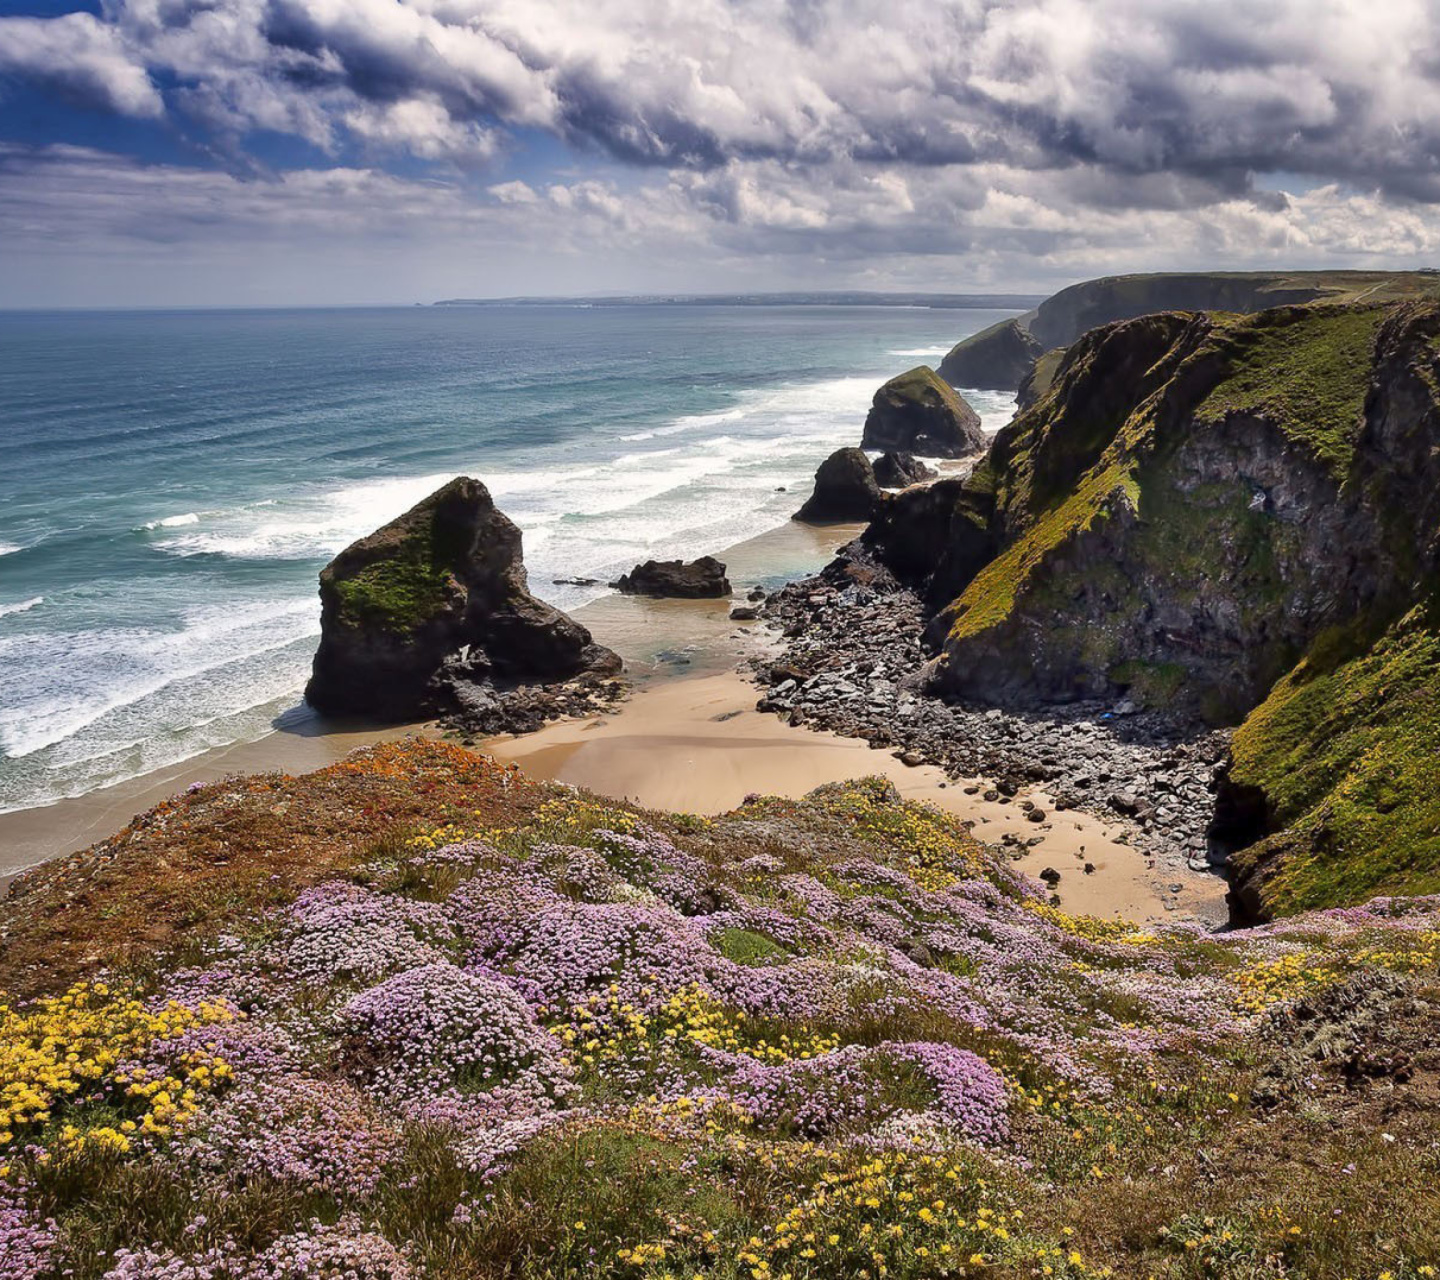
[0,303,1016,812]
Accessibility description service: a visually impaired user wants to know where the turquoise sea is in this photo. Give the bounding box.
[0,304,1017,813]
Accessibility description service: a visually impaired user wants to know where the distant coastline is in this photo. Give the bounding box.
[433,290,1046,309]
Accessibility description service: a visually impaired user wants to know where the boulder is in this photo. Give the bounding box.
[861,366,985,458]
[615,556,731,598]
[793,447,881,523]
[872,451,937,489]
[305,476,619,720]
[937,319,1044,392]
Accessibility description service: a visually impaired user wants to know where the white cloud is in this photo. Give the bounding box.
[0,12,162,118]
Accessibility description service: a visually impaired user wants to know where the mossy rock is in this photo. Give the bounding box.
[861,366,985,458]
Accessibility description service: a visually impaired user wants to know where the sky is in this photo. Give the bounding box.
[3,0,1440,306]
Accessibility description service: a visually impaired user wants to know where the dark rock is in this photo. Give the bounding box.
[938,318,1044,392]
[1040,867,1062,885]
[861,367,985,458]
[872,451,937,489]
[794,448,882,523]
[615,556,731,598]
[729,606,760,621]
[306,476,619,720]
[1026,807,1047,823]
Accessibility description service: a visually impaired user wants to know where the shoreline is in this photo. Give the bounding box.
[0,517,862,883]
[0,498,1225,926]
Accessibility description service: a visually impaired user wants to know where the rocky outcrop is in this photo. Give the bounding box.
[937,319,1043,391]
[872,451,936,489]
[861,367,985,458]
[794,448,882,523]
[306,476,620,720]
[859,298,1440,918]
[614,556,731,597]
[937,271,1440,394]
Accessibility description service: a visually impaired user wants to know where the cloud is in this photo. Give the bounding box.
[10,0,1440,204]
[0,12,162,118]
[7,1,1440,303]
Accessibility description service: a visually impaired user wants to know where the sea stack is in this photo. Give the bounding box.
[861,366,985,457]
[794,447,882,522]
[306,476,619,720]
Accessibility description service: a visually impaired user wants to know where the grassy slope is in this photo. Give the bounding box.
[1,741,1438,1278]
[943,306,1381,647]
[1229,602,1440,914]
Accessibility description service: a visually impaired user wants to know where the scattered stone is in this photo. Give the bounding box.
[729,606,760,621]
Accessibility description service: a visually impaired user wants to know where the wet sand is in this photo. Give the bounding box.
[0,519,860,883]
[0,510,1227,925]
[484,669,1227,926]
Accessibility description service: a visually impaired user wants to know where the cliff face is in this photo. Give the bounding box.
[937,270,1440,392]
[866,300,1440,916]
[306,476,618,719]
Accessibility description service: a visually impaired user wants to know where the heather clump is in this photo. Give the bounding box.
[3,753,1439,1278]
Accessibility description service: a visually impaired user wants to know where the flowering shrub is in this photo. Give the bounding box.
[5,769,1440,1279]
[341,962,574,1103]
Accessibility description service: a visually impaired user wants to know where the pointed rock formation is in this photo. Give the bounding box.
[861,367,985,458]
[306,476,619,720]
[794,447,882,523]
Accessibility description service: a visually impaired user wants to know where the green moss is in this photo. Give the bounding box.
[710,926,791,966]
[1196,306,1384,478]
[331,512,472,634]
[1108,659,1188,705]
[946,458,1136,643]
[1229,601,1440,913]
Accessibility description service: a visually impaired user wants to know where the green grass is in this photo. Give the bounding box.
[330,506,475,633]
[1229,601,1440,913]
[1196,306,1384,478]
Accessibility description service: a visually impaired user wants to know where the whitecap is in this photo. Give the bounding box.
[141,512,200,530]
[0,596,42,619]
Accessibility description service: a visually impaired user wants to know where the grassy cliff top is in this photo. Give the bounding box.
[879,364,963,406]
[2,740,1439,1277]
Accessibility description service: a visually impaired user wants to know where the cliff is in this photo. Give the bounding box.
[936,269,1440,392]
[867,299,1440,915]
[306,476,618,719]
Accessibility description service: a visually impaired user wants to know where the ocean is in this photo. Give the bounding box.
[0,303,1017,815]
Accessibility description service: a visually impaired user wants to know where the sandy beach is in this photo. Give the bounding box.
[0,518,859,883]
[0,511,1226,924]
[484,668,1226,925]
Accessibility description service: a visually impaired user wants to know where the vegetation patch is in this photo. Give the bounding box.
[1229,601,1440,913]
[1195,305,1383,478]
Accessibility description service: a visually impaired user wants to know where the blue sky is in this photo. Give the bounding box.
[3,0,1440,306]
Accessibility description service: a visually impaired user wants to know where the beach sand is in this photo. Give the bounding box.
[0,512,1227,925]
[483,669,1227,926]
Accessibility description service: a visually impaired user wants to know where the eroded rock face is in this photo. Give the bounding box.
[937,319,1043,392]
[794,447,881,523]
[872,451,937,489]
[615,556,731,597]
[861,367,985,458]
[306,476,619,719]
[859,300,1440,919]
